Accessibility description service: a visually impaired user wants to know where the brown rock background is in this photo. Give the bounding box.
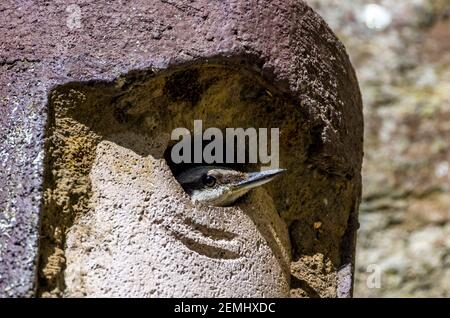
[309,0,450,297]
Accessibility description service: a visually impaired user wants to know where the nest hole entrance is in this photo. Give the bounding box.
[38,62,345,298]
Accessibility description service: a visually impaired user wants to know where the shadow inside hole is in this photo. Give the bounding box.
[164,135,271,206]
[164,137,256,176]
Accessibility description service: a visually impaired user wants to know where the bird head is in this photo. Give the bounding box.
[176,166,286,206]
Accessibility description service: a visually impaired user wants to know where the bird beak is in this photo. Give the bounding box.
[236,168,286,191]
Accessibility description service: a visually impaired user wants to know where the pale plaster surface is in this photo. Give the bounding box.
[64,134,290,297]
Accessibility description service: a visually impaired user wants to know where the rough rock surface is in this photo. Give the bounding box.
[308,0,450,297]
[0,0,363,297]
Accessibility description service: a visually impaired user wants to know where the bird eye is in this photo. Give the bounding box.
[202,175,216,187]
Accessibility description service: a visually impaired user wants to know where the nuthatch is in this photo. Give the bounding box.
[177,166,286,206]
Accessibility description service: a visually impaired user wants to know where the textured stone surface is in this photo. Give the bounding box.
[38,73,293,296]
[63,137,290,297]
[0,0,363,297]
